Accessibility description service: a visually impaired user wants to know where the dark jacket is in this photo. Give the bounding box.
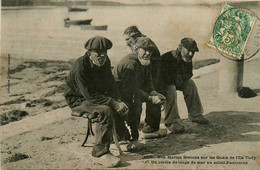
[65,52,119,108]
[160,49,193,87]
[112,52,154,102]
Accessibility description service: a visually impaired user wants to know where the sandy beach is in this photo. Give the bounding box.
[1,56,260,169]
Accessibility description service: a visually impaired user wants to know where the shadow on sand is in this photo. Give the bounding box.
[136,111,260,158]
[2,111,259,169]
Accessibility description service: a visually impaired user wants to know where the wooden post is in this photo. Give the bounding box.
[219,56,244,94]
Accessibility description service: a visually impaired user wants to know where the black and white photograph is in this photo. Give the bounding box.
[0,0,260,169]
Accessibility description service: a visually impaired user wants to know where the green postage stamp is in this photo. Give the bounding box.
[207,3,256,59]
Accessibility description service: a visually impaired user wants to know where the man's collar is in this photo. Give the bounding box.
[170,50,181,61]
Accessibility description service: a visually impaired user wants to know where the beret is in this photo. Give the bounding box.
[134,37,154,51]
[124,25,144,37]
[124,26,140,35]
[181,37,199,52]
[84,36,113,51]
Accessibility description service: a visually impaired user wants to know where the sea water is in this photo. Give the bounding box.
[1,5,259,65]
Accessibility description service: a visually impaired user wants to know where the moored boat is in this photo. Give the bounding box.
[64,18,92,25]
[68,7,88,12]
[80,25,108,31]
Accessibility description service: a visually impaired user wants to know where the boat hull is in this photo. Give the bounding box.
[68,7,88,12]
[80,25,108,31]
[64,19,92,25]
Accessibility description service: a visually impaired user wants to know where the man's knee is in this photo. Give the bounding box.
[99,105,113,116]
[165,85,177,100]
[187,79,196,86]
[182,79,200,98]
[93,105,114,124]
[183,79,197,91]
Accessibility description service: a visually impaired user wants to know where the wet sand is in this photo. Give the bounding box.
[0,57,73,125]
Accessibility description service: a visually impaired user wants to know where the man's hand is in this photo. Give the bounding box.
[157,93,166,103]
[149,96,162,104]
[114,101,129,116]
[83,112,100,123]
[149,91,166,104]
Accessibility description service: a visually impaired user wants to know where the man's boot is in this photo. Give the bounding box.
[189,115,209,124]
[91,153,120,168]
[166,119,185,134]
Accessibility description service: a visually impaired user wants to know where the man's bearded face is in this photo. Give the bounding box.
[137,48,151,66]
[180,47,194,63]
[90,50,107,67]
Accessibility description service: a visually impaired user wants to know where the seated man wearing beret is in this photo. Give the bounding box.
[159,37,209,134]
[113,37,166,145]
[123,26,162,135]
[65,36,128,167]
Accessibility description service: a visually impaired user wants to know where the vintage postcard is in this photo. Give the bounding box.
[1,0,260,169]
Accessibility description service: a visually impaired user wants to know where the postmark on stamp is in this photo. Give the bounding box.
[207,3,257,60]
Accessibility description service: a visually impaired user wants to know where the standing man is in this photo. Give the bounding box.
[65,36,128,167]
[159,37,209,134]
[123,26,162,134]
[113,37,165,143]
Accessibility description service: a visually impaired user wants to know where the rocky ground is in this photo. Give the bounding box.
[0,57,74,125]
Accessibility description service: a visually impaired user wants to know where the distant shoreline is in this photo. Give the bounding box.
[1,6,56,10]
[1,1,259,10]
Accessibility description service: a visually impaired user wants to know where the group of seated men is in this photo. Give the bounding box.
[64,26,209,167]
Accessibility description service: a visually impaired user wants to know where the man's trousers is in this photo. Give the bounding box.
[72,101,113,157]
[163,79,204,126]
